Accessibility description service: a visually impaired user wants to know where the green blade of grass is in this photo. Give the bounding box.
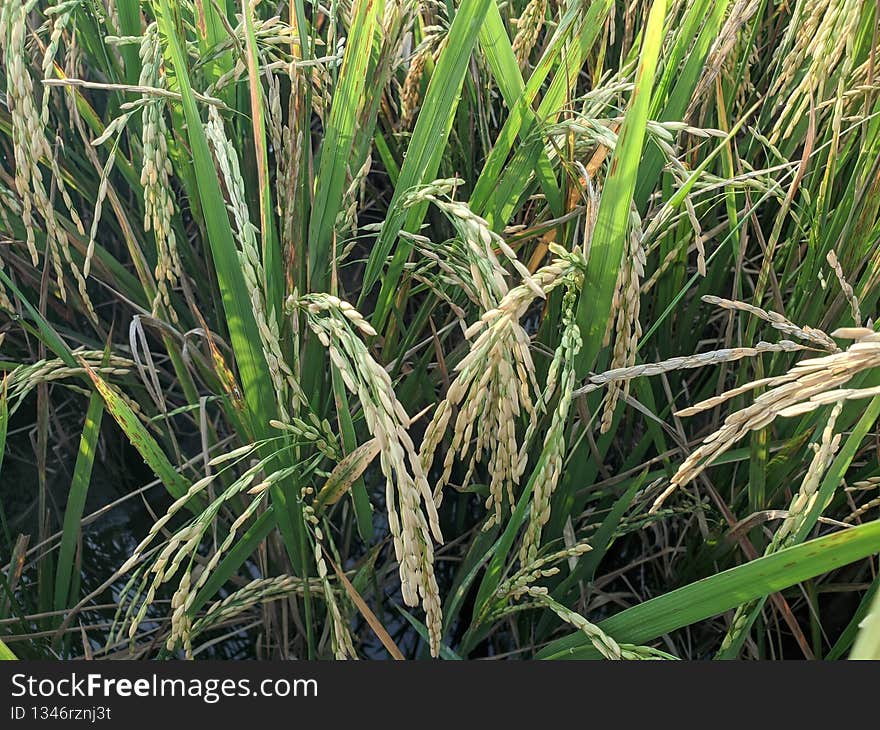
[827,576,879,660]
[0,639,16,660]
[556,475,643,592]
[53,390,104,615]
[115,0,142,84]
[477,3,563,216]
[634,0,730,210]
[849,579,880,659]
[155,0,276,434]
[476,2,614,229]
[396,606,462,660]
[242,0,283,311]
[537,518,880,659]
[574,0,668,377]
[470,1,611,218]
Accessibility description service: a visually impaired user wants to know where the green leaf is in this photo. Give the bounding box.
[242,0,282,311]
[828,576,879,660]
[53,390,104,614]
[0,638,16,660]
[155,0,307,579]
[474,0,613,227]
[849,579,880,659]
[396,606,462,660]
[154,0,275,435]
[574,0,668,377]
[477,3,562,216]
[537,519,880,659]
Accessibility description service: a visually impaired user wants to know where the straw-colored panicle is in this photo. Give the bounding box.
[580,339,808,397]
[492,542,590,612]
[205,108,307,419]
[1,0,95,323]
[302,492,358,659]
[269,416,341,461]
[769,403,844,548]
[528,589,675,659]
[846,476,880,493]
[400,31,440,129]
[512,0,547,69]
[408,188,577,531]
[274,61,305,276]
[40,1,77,119]
[844,476,880,524]
[520,278,582,563]
[120,455,274,653]
[288,293,444,657]
[139,24,182,319]
[193,574,322,644]
[496,542,666,660]
[420,254,578,530]
[401,181,510,314]
[336,154,372,245]
[769,0,863,144]
[719,403,844,653]
[166,495,270,658]
[0,265,12,313]
[600,209,645,433]
[701,295,840,351]
[406,185,545,306]
[686,0,763,118]
[655,326,880,512]
[5,350,132,413]
[39,1,89,239]
[0,187,17,311]
[826,250,862,327]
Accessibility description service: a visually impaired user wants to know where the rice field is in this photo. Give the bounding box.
[0,0,879,660]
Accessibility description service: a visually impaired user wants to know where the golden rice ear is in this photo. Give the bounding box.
[2,0,97,323]
[295,294,443,656]
[512,0,548,69]
[600,208,644,433]
[702,295,839,351]
[830,327,875,340]
[656,335,880,511]
[826,250,862,326]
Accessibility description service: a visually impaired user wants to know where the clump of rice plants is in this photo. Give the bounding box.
[0,0,879,660]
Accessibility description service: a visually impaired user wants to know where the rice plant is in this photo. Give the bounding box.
[0,0,879,660]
